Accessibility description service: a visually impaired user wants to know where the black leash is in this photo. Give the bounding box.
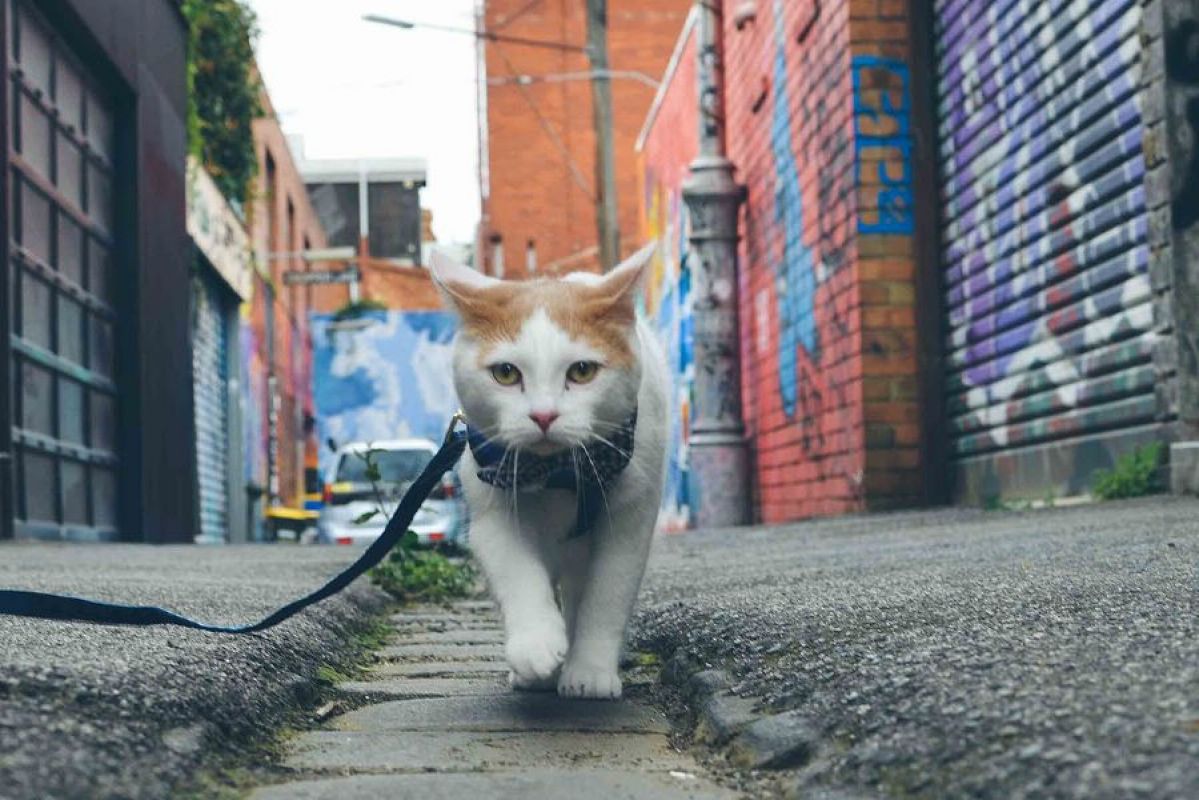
[0,418,467,634]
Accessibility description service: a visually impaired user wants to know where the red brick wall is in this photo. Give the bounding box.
[249,90,330,507]
[359,261,443,311]
[639,0,924,524]
[726,0,921,520]
[849,0,923,509]
[482,0,692,276]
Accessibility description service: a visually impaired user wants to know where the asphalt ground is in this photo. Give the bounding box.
[0,544,387,800]
[2,497,1196,799]
[633,497,1199,799]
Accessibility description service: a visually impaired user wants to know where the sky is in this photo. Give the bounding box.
[247,0,481,245]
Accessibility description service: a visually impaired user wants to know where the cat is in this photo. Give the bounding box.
[430,244,668,700]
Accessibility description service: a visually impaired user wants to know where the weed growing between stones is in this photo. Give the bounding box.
[1093,442,1165,500]
[352,447,477,603]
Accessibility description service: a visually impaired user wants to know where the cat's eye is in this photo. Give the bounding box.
[566,361,600,384]
[489,362,522,386]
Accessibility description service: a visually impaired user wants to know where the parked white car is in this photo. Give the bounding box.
[316,439,466,548]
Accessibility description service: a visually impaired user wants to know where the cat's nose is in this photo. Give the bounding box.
[529,411,560,433]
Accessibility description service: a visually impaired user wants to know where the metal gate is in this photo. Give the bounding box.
[192,270,230,543]
[934,0,1158,501]
[8,0,120,538]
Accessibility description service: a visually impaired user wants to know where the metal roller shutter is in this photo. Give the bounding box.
[192,271,229,543]
[8,0,120,539]
[934,0,1160,501]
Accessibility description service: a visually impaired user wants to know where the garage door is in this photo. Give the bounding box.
[935,0,1159,501]
[192,270,230,543]
[8,1,120,539]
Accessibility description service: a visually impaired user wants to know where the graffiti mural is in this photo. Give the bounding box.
[769,0,819,418]
[239,319,267,488]
[670,0,861,522]
[852,56,914,235]
[936,0,1156,497]
[310,311,459,477]
[641,173,695,531]
[636,14,700,529]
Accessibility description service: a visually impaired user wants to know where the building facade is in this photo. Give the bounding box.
[246,94,330,534]
[640,0,1199,523]
[187,157,254,543]
[300,155,442,313]
[479,0,693,277]
[1,0,196,542]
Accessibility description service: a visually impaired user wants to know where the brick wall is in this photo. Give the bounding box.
[482,0,692,276]
[359,261,443,311]
[640,0,927,524]
[731,0,923,520]
[248,90,330,507]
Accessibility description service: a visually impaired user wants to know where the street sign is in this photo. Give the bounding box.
[282,267,360,285]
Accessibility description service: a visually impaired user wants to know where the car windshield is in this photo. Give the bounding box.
[336,448,431,484]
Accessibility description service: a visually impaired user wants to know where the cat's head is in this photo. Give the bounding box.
[431,246,654,455]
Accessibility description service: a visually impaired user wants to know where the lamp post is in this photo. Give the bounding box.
[682,0,750,528]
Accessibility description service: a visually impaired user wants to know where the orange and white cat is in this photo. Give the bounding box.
[430,245,667,700]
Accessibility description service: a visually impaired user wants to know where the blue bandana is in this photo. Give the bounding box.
[465,411,637,537]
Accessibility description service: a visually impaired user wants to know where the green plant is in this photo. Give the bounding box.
[333,299,388,322]
[372,538,478,602]
[1092,442,1165,500]
[351,446,477,603]
[182,0,262,208]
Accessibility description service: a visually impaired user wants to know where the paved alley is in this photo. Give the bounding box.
[255,601,734,799]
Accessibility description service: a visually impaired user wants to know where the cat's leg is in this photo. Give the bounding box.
[470,512,568,690]
[557,534,592,645]
[557,499,656,700]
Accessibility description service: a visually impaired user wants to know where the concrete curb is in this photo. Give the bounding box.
[0,545,392,800]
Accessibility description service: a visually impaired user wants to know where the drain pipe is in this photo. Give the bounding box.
[682,0,751,528]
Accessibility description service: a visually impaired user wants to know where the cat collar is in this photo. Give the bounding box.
[465,410,638,538]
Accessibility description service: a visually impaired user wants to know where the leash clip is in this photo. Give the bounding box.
[443,409,467,445]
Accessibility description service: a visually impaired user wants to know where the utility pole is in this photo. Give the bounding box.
[586,0,620,270]
[682,0,750,527]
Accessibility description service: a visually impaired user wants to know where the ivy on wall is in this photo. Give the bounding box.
[182,0,262,208]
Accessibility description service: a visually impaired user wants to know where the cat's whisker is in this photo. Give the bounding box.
[579,443,615,533]
[590,434,632,460]
[511,448,521,527]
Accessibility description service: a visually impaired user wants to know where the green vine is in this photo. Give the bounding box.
[182,0,262,208]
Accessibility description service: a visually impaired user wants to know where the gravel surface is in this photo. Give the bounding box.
[633,498,1199,799]
[0,543,388,800]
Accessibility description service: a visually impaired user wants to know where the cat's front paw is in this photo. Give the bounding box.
[505,620,568,687]
[558,660,622,700]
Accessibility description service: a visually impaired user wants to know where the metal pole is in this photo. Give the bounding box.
[682,0,750,527]
[586,0,620,270]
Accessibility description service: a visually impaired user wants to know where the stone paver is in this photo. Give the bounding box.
[333,694,670,734]
[338,677,507,699]
[257,602,734,799]
[286,730,695,772]
[390,613,501,630]
[371,659,507,678]
[378,643,503,660]
[392,628,505,645]
[256,770,735,800]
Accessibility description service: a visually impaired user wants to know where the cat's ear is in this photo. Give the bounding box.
[594,242,656,308]
[429,249,499,312]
